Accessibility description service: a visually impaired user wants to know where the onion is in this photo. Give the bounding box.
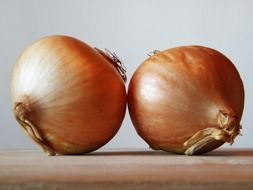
[11,35,126,155]
[128,46,244,155]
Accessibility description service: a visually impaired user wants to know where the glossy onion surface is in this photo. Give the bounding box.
[128,46,244,155]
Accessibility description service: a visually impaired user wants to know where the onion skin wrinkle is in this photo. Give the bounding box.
[12,35,126,155]
[128,46,244,155]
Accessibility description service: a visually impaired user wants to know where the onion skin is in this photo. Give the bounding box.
[11,35,126,155]
[128,46,244,155]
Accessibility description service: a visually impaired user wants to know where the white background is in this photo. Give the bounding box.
[0,0,252,151]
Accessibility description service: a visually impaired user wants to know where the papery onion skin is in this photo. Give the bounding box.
[128,46,244,155]
[11,35,126,155]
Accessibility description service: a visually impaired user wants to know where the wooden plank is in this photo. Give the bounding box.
[0,149,253,190]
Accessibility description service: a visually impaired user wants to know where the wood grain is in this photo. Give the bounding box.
[0,149,253,190]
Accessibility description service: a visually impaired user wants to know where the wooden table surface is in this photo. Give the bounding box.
[0,149,253,190]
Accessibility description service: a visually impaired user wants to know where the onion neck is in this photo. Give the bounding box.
[95,48,127,82]
[183,110,241,155]
[14,99,56,156]
[147,50,160,57]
